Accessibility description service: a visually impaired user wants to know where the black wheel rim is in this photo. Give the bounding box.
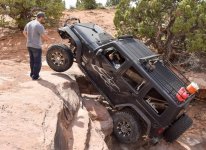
[51,51,65,66]
[116,120,132,137]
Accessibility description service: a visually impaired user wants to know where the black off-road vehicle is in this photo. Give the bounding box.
[46,18,195,144]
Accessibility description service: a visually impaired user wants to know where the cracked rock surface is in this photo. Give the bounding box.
[0,60,110,150]
[0,70,65,149]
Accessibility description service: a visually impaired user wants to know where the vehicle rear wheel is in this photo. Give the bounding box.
[164,114,193,142]
[113,110,142,144]
[46,44,73,72]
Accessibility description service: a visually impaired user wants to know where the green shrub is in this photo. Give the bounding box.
[114,0,206,58]
[0,0,65,30]
[96,3,106,9]
[106,0,120,6]
[76,0,97,10]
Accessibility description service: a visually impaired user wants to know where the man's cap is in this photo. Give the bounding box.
[36,12,47,19]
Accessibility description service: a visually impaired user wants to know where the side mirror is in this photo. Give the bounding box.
[96,49,103,56]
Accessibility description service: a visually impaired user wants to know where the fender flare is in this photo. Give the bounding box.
[115,104,151,136]
[59,27,82,63]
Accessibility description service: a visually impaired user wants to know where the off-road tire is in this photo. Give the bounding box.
[164,114,193,142]
[113,110,142,144]
[46,44,73,72]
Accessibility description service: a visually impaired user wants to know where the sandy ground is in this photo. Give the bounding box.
[0,8,206,149]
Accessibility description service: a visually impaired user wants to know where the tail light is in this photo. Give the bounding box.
[157,127,165,135]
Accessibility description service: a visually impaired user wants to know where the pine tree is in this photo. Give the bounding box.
[76,0,97,9]
[106,0,120,6]
[114,0,206,58]
[0,0,65,30]
[76,0,82,8]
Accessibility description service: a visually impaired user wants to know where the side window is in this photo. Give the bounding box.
[123,67,145,91]
[143,88,168,115]
[104,47,125,69]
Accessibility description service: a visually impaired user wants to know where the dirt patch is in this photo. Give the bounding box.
[62,9,116,35]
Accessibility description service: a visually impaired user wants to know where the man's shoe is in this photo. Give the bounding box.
[32,76,40,80]
[30,73,33,78]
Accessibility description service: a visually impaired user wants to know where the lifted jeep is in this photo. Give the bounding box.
[46,18,195,144]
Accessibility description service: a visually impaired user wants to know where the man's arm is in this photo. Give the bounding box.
[38,25,54,41]
[23,24,27,38]
[41,33,54,41]
[23,31,27,38]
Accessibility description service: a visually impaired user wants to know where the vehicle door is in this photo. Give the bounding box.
[89,45,137,105]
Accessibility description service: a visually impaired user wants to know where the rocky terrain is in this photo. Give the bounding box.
[0,8,206,150]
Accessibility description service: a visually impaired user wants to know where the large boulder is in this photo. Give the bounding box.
[52,73,110,150]
[0,71,64,149]
[55,106,109,150]
[83,97,113,139]
[0,70,110,150]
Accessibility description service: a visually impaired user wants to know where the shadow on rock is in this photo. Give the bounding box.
[37,72,119,149]
[37,73,82,150]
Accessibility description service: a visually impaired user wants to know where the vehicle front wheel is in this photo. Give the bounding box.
[164,114,193,142]
[113,110,142,144]
[46,44,73,72]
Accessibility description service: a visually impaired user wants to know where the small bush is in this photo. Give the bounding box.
[0,0,65,30]
[114,0,206,59]
[76,0,97,10]
[96,3,106,9]
[106,0,120,6]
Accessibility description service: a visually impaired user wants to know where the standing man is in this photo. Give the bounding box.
[23,12,53,80]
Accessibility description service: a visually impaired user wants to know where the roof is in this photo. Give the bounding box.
[117,38,187,102]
